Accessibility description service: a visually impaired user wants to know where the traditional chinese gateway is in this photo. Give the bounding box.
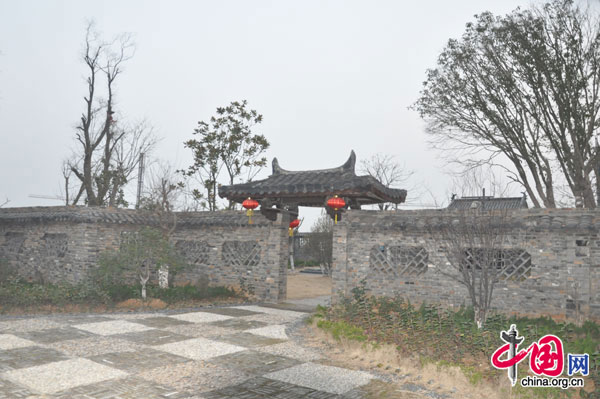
[218,150,407,221]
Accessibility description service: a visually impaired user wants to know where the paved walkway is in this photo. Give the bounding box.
[0,300,385,399]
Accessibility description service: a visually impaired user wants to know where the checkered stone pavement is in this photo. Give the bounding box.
[0,305,377,398]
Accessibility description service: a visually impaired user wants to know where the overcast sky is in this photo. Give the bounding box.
[0,0,534,229]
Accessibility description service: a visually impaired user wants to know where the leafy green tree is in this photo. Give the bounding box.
[183,100,269,210]
[414,0,600,208]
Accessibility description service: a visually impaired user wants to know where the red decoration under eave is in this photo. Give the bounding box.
[289,219,300,229]
[242,198,259,210]
[327,195,346,210]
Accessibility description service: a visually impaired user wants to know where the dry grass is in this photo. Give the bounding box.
[115,298,167,310]
[0,296,247,316]
[302,320,507,399]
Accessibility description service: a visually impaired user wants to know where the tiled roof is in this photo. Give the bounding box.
[447,196,528,210]
[218,151,407,206]
[0,206,272,227]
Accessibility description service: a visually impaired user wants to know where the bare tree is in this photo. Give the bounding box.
[414,0,600,208]
[430,209,511,328]
[67,22,156,207]
[359,153,413,210]
[138,163,182,287]
[139,162,181,233]
[0,198,9,208]
[448,165,518,199]
[307,211,334,276]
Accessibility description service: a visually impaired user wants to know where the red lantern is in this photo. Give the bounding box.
[242,197,259,224]
[326,195,346,224]
[288,218,300,237]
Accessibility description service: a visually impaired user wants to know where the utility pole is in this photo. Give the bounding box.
[596,140,600,207]
[136,153,145,209]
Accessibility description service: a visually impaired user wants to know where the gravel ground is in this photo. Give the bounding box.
[0,299,441,398]
[44,336,145,357]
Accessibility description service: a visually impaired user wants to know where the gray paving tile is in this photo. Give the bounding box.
[342,380,425,398]
[138,360,251,394]
[0,377,37,398]
[53,376,188,399]
[115,329,192,346]
[202,307,262,317]
[88,347,191,372]
[207,350,301,375]
[128,316,194,328]
[0,346,69,371]
[265,363,374,395]
[162,323,235,339]
[217,332,286,348]
[202,376,340,399]
[208,318,268,331]
[61,315,116,324]
[13,326,92,343]
[0,317,64,333]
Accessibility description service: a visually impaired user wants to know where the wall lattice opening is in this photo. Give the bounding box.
[369,245,429,278]
[461,248,532,281]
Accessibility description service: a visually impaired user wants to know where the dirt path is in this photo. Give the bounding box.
[286,272,331,299]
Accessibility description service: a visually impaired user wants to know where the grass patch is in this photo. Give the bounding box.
[0,279,238,312]
[316,319,367,342]
[316,283,600,397]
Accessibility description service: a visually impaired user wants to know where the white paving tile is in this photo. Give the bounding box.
[168,312,232,323]
[0,334,36,350]
[232,306,306,320]
[155,337,245,360]
[73,320,154,336]
[244,324,288,340]
[1,358,127,394]
[265,362,374,394]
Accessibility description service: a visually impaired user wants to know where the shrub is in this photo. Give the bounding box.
[0,258,18,283]
[91,227,188,299]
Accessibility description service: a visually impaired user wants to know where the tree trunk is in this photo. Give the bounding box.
[474,306,486,329]
[140,274,149,300]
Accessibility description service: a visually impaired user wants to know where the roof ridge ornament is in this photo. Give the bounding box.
[271,150,356,176]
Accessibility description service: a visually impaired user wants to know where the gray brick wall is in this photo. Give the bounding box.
[332,209,600,322]
[0,206,288,303]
